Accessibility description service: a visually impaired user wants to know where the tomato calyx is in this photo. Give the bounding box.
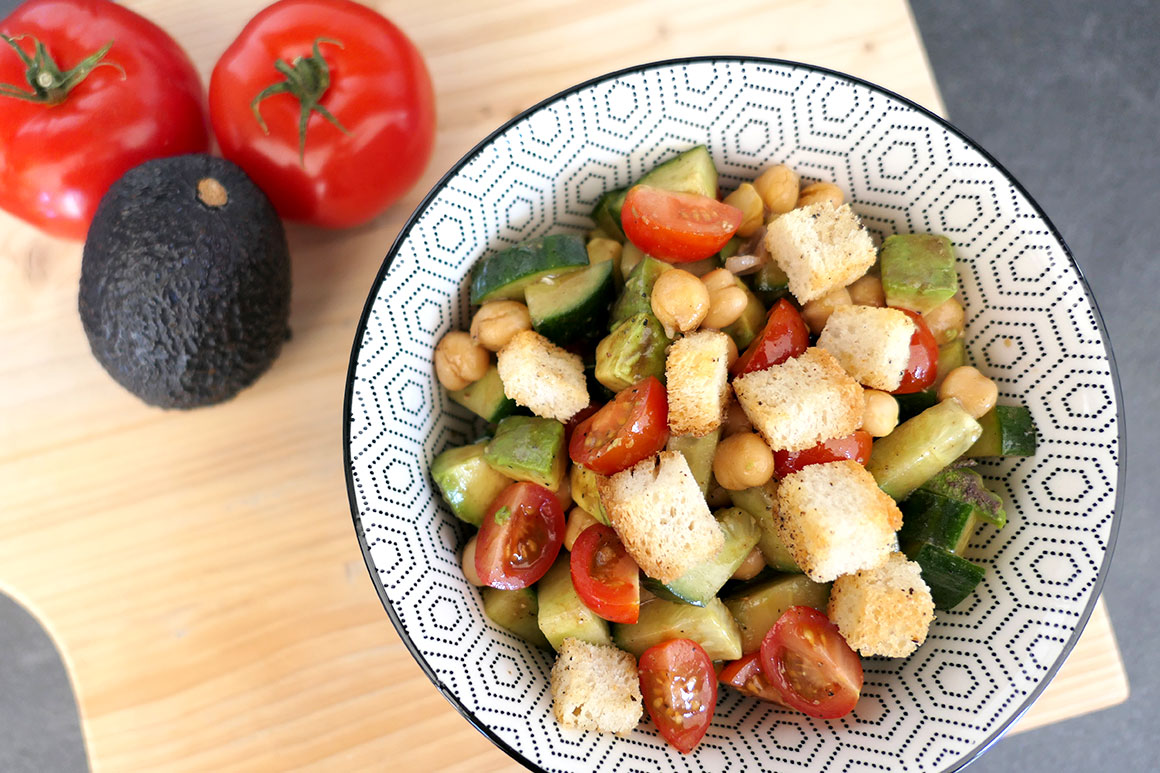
[0,33,124,105]
[251,37,350,162]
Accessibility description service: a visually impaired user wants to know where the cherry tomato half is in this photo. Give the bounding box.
[475,482,564,590]
[569,524,640,624]
[731,299,810,376]
[718,652,789,707]
[639,639,717,753]
[773,430,873,478]
[891,308,939,394]
[759,606,863,720]
[569,377,669,475]
[621,185,743,263]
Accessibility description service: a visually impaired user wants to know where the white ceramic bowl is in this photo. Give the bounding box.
[343,57,1123,772]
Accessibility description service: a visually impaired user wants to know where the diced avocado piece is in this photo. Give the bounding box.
[644,508,761,607]
[448,364,517,424]
[619,240,647,282]
[612,596,742,661]
[920,465,1007,528]
[610,256,671,329]
[483,416,566,490]
[729,483,801,573]
[749,258,790,306]
[965,405,1038,458]
[591,188,628,241]
[667,429,720,496]
[636,145,719,200]
[898,489,979,556]
[469,234,589,304]
[537,555,611,650]
[724,574,832,654]
[594,313,669,393]
[430,443,514,527]
[867,399,983,501]
[895,389,939,424]
[880,234,959,314]
[935,337,968,388]
[569,463,609,525]
[482,587,552,649]
[907,542,986,610]
[525,260,615,346]
[723,281,767,351]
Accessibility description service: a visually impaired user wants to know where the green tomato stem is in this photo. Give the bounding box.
[0,34,124,105]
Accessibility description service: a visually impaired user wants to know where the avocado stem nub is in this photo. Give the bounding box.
[197,178,229,208]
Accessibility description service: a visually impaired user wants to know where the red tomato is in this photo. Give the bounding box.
[892,308,939,394]
[731,299,810,376]
[759,606,863,719]
[718,652,789,707]
[621,185,742,263]
[639,639,717,753]
[475,482,564,590]
[569,524,640,624]
[563,402,600,448]
[569,377,669,475]
[209,0,435,227]
[0,0,209,239]
[774,430,873,478]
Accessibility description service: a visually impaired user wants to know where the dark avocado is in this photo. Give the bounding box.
[79,154,291,409]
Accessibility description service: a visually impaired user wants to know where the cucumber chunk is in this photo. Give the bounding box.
[469,234,589,304]
[667,429,721,496]
[728,483,802,573]
[880,234,958,313]
[898,489,979,556]
[644,508,761,607]
[894,389,939,423]
[569,464,609,525]
[537,555,611,650]
[610,256,671,329]
[867,399,983,501]
[612,596,742,661]
[482,587,551,649]
[935,338,968,387]
[448,364,517,424]
[920,465,1006,528]
[637,145,719,199]
[591,188,628,241]
[749,258,790,305]
[483,416,566,490]
[724,574,832,654]
[965,405,1037,458]
[430,443,514,527]
[525,259,615,345]
[908,542,985,610]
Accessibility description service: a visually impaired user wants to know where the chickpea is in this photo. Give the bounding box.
[713,432,775,490]
[924,297,965,346]
[731,547,767,581]
[563,506,600,551]
[861,389,900,437]
[939,366,998,419]
[651,268,710,337]
[847,274,885,307]
[701,267,737,293]
[586,237,622,267]
[434,331,489,391]
[461,535,483,586]
[470,301,531,352]
[702,286,748,330]
[621,241,647,281]
[753,164,800,215]
[724,183,765,237]
[796,181,845,209]
[721,398,752,436]
[800,287,853,335]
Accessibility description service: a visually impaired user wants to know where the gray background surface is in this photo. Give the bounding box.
[1,0,1155,770]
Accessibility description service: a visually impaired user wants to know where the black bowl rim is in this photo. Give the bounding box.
[342,54,1125,773]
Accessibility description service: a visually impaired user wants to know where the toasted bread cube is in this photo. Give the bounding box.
[496,330,588,422]
[666,330,731,437]
[818,305,917,391]
[828,552,935,657]
[764,202,876,304]
[599,451,722,583]
[550,638,642,734]
[776,460,901,583]
[732,348,863,452]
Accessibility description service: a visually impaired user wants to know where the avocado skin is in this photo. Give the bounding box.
[79,154,290,409]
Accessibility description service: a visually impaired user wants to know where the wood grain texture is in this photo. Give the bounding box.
[0,0,1124,770]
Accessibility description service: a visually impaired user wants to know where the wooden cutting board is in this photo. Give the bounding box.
[0,0,1127,770]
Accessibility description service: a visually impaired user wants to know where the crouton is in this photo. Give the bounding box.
[666,330,731,437]
[828,552,935,657]
[775,460,901,583]
[732,348,863,452]
[550,638,642,734]
[764,202,876,304]
[818,305,917,391]
[496,330,588,422]
[599,451,722,583]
